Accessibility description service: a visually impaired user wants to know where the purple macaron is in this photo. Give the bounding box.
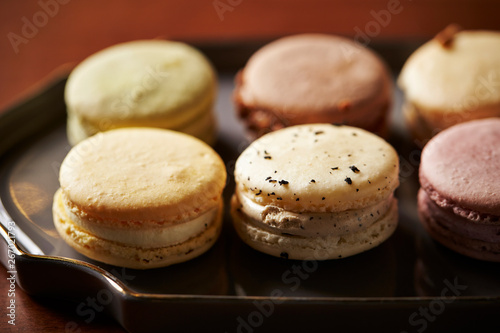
[418,118,500,262]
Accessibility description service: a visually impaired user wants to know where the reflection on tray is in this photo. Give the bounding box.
[0,75,499,303]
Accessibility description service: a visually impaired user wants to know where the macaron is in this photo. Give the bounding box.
[418,118,500,262]
[233,34,393,138]
[231,124,400,260]
[65,40,217,146]
[398,25,500,143]
[52,128,226,269]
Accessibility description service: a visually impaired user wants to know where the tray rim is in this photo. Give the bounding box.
[3,223,500,304]
[2,72,500,303]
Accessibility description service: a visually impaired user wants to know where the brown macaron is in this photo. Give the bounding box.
[234,34,393,138]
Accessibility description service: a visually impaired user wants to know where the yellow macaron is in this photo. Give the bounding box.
[231,124,399,260]
[52,128,226,269]
[65,40,217,146]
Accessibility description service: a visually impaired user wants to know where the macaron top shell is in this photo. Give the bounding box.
[60,128,226,222]
[235,124,399,212]
[398,31,500,114]
[420,118,500,217]
[65,40,216,128]
[237,34,391,125]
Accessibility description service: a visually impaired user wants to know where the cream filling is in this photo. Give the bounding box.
[236,191,393,237]
[64,199,221,249]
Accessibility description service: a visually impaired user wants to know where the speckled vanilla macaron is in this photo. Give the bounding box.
[52,128,226,269]
[398,25,500,143]
[65,40,217,146]
[231,124,399,260]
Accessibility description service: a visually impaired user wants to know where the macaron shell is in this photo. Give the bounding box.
[418,190,500,262]
[67,101,217,146]
[60,128,226,222]
[56,189,223,248]
[53,190,223,269]
[175,109,217,146]
[402,100,500,142]
[418,189,500,244]
[236,34,392,129]
[398,31,500,119]
[419,118,500,216]
[235,124,399,213]
[231,194,398,260]
[65,40,216,144]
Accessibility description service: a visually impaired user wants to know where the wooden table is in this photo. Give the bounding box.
[1,1,499,332]
[0,264,125,332]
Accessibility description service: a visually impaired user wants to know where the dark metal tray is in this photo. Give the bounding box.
[1,43,499,332]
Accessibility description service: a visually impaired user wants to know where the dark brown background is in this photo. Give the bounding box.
[2,0,500,112]
[1,1,499,331]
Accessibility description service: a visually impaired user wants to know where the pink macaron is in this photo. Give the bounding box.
[418,118,500,262]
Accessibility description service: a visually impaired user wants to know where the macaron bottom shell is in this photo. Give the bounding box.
[227,221,398,298]
[53,189,224,269]
[418,189,500,263]
[236,98,391,140]
[67,105,217,146]
[230,194,398,261]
